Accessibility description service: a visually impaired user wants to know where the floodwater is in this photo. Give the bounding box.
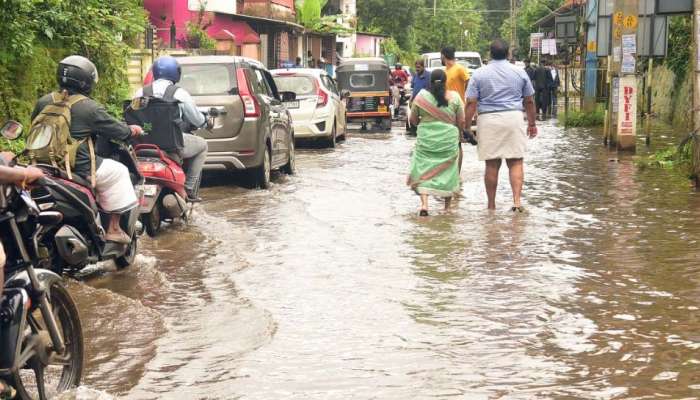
[59,121,700,399]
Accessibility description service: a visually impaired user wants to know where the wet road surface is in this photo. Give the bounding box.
[61,121,700,399]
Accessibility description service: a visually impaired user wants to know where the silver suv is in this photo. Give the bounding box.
[178,56,295,188]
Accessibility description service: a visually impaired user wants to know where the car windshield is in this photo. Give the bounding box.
[179,64,236,96]
[427,58,442,68]
[427,57,481,69]
[273,75,316,96]
[457,57,482,69]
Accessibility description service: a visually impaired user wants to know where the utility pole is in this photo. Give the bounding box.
[608,0,639,152]
[694,0,700,186]
[583,0,598,112]
[510,0,516,51]
[433,0,436,17]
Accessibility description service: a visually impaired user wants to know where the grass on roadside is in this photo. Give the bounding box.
[635,133,695,179]
[558,105,606,127]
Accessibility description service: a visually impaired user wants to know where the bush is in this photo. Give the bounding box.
[636,133,695,179]
[0,0,146,151]
[558,105,605,127]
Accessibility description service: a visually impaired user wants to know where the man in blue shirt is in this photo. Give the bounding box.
[411,59,430,99]
[465,39,537,212]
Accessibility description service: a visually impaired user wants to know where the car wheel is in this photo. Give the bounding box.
[254,145,271,189]
[282,135,296,175]
[327,123,337,148]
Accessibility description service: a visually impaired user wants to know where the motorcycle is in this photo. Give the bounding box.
[26,137,144,275]
[0,121,84,400]
[134,108,219,237]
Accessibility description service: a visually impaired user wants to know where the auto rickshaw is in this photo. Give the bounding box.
[336,58,392,132]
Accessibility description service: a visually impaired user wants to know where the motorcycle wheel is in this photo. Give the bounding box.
[115,234,137,269]
[143,204,162,237]
[9,281,84,400]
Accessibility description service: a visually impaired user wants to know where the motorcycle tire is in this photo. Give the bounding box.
[115,234,137,269]
[143,205,162,237]
[9,280,84,400]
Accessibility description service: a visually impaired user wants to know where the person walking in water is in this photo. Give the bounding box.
[441,46,470,173]
[464,39,537,212]
[407,69,466,216]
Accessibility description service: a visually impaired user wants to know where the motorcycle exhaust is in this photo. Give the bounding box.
[54,225,89,266]
[162,193,187,219]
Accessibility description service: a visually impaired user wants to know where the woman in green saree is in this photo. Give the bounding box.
[407,69,466,216]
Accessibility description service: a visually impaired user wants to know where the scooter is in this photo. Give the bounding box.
[28,138,144,274]
[135,144,190,236]
[134,109,219,237]
[1,121,84,400]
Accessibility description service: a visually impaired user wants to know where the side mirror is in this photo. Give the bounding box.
[208,107,220,118]
[280,91,296,102]
[1,120,23,140]
[340,90,351,99]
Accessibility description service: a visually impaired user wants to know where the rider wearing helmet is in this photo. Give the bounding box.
[133,56,208,200]
[31,55,143,244]
[391,63,409,118]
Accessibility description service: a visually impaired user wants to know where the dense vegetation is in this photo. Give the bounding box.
[0,0,146,129]
[358,0,564,61]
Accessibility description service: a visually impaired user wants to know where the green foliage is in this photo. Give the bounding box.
[357,0,422,51]
[636,137,694,178]
[182,21,217,49]
[413,0,483,53]
[381,38,419,66]
[296,0,329,27]
[665,16,691,87]
[558,106,605,127]
[499,0,563,58]
[0,0,147,153]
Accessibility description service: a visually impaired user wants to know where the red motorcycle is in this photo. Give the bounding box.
[135,144,191,236]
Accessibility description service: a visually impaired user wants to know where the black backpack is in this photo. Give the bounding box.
[124,84,186,155]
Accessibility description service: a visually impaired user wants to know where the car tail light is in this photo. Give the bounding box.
[379,97,385,105]
[316,83,328,108]
[236,69,260,117]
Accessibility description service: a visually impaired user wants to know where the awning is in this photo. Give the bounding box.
[210,21,261,45]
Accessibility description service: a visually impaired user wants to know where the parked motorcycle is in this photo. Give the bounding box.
[0,121,84,400]
[27,138,144,274]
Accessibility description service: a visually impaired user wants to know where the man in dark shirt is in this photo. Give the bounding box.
[31,55,143,243]
[524,58,536,86]
[533,62,550,118]
[411,59,430,99]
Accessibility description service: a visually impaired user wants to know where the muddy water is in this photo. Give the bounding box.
[61,122,700,399]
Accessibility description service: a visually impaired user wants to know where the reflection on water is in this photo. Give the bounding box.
[61,122,700,399]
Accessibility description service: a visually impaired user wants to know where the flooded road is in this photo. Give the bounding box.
[64,121,700,399]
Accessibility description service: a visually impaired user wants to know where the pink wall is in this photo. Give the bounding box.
[144,0,290,48]
[356,34,384,57]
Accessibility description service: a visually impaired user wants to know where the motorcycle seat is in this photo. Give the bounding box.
[136,148,183,165]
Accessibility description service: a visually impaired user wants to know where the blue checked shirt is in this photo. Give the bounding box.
[466,59,535,114]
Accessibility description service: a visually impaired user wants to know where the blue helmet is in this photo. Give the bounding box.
[152,56,181,83]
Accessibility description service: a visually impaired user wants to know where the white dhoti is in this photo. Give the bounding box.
[476,110,527,161]
[95,159,138,213]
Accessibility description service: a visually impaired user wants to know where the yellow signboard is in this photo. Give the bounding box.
[623,15,638,29]
[614,11,624,26]
[613,28,622,39]
[587,41,597,52]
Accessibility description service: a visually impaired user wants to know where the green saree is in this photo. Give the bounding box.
[407,89,464,198]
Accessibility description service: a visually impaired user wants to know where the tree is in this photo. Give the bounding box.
[357,0,422,51]
[413,0,483,53]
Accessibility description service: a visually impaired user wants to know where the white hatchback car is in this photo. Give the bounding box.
[272,68,348,148]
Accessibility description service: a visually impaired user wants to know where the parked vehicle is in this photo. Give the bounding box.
[27,138,144,274]
[336,58,392,132]
[271,68,348,148]
[1,121,84,400]
[174,56,296,189]
[422,51,483,74]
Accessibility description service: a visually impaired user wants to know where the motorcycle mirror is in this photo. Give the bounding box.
[1,120,23,140]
